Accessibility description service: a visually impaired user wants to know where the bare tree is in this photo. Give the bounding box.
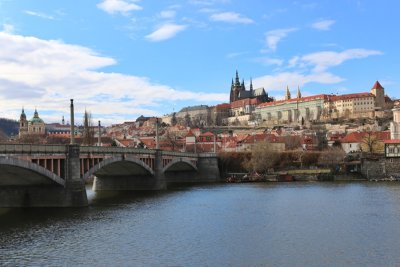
[243,141,280,173]
[82,110,95,145]
[162,128,183,151]
[318,147,345,171]
[361,131,382,154]
[18,133,44,144]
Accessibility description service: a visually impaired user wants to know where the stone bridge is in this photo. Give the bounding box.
[0,144,220,207]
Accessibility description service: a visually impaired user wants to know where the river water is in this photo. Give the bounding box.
[1,182,400,266]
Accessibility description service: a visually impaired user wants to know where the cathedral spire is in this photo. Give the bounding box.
[296,85,301,98]
[250,78,253,92]
[235,70,240,86]
[285,85,291,100]
[241,79,245,91]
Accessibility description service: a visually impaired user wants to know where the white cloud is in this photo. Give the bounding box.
[210,12,254,24]
[97,0,142,15]
[24,10,54,20]
[311,19,335,31]
[2,24,15,34]
[265,28,297,52]
[159,10,176,19]
[145,23,187,42]
[256,57,284,66]
[297,49,383,72]
[252,72,344,92]
[0,32,226,124]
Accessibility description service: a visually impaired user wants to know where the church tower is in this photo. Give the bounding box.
[19,108,28,138]
[296,86,302,99]
[230,70,243,103]
[285,86,291,100]
[371,81,385,109]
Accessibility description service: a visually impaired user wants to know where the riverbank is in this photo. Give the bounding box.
[226,169,367,183]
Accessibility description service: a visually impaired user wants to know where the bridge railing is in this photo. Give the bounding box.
[80,146,157,155]
[161,151,200,158]
[0,144,67,154]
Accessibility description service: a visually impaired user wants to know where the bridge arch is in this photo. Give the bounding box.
[83,156,155,181]
[162,158,198,173]
[0,157,65,187]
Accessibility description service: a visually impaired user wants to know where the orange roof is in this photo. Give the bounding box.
[186,129,195,137]
[329,92,374,102]
[371,81,384,90]
[341,131,390,143]
[200,132,215,137]
[385,139,400,144]
[230,98,261,108]
[258,94,327,108]
[216,103,231,110]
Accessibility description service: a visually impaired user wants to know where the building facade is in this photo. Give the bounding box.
[255,93,326,125]
[19,108,46,138]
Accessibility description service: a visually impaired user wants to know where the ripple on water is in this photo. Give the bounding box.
[1,183,400,266]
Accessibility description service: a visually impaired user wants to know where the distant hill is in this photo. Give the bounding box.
[0,118,19,137]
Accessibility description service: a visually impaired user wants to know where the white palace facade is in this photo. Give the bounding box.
[255,81,390,126]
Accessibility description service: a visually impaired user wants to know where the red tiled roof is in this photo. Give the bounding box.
[200,132,215,137]
[258,94,327,108]
[329,92,374,102]
[385,139,400,144]
[230,98,261,108]
[341,131,390,143]
[216,103,231,110]
[371,81,384,90]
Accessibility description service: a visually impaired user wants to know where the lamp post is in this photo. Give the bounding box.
[98,120,101,146]
[70,99,75,145]
[155,118,160,150]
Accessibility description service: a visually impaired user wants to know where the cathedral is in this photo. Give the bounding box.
[19,108,46,138]
[229,70,273,103]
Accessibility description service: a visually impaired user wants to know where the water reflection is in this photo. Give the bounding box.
[1,182,400,266]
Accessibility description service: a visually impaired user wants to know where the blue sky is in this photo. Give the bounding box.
[0,0,399,124]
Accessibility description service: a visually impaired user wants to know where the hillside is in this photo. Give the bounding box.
[0,118,19,137]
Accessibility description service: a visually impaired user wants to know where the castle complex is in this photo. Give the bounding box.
[161,71,392,127]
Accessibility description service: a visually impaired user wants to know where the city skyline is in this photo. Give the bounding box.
[0,0,399,125]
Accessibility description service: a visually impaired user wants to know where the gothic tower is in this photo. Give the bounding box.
[296,86,302,98]
[285,86,291,100]
[230,70,243,103]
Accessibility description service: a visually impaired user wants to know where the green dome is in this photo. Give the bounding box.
[31,117,44,124]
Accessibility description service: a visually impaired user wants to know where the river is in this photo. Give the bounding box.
[1,182,400,266]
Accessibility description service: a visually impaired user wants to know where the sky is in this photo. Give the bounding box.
[0,0,399,125]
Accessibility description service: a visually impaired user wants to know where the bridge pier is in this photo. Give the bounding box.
[64,144,88,206]
[92,150,167,191]
[164,154,220,185]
